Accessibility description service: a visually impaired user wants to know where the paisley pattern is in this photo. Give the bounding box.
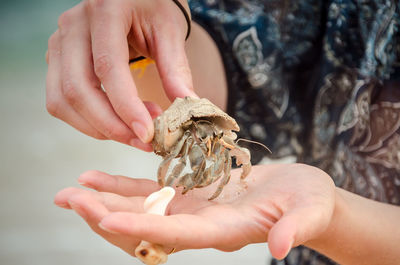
[188,0,400,264]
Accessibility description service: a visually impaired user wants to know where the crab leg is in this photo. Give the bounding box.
[157,132,190,186]
[181,159,206,194]
[208,148,232,200]
[165,137,193,186]
[206,137,212,157]
[192,159,207,188]
[196,142,224,188]
[219,138,235,149]
[229,146,251,179]
[176,144,206,194]
[165,159,186,187]
[175,172,191,190]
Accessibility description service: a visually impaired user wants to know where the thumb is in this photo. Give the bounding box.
[268,207,330,260]
[153,29,198,101]
[267,214,296,260]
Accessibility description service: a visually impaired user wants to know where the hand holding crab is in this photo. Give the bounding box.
[45,0,194,150]
[54,164,336,260]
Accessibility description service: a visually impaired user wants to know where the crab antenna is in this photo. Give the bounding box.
[235,138,272,154]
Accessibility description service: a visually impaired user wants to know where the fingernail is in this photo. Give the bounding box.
[132,121,150,143]
[188,90,199,98]
[77,181,86,185]
[54,202,70,209]
[98,223,120,234]
[77,181,94,189]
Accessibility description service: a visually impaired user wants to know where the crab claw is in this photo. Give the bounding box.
[229,147,251,179]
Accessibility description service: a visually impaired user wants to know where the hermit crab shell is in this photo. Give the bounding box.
[152,97,239,156]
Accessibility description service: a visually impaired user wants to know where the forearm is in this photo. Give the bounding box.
[306,188,400,265]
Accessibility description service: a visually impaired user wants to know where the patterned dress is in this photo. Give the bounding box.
[188,0,400,264]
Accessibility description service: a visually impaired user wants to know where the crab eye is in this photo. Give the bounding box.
[214,132,223,139]
[199,133,208,140]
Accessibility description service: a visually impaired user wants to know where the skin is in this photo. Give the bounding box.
[55,164,336,259]
[46,0,197,151]
[55,165,400,264]
[47,0,400,263]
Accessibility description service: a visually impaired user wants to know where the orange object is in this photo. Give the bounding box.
[130,58,155,77]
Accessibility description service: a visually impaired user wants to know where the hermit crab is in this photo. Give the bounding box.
[152,97,251,200]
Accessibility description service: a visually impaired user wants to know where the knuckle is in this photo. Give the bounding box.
[61,79,80,104]
[57,11,73,30]
[93,54,113,79]
[64,187,81,194]
[177,65,193,86]
[110,101,126,115]
[46,98,60,117]
[92,131,108,140]
[58,8,81,36]
[47,31,59,50]
[177,64,191,77]
[101,124,127,141]
[87,0,105,12]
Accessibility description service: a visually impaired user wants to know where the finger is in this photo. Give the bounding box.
[150,0,197,101]
[67,191,110,221]
[133,101,162,150]
[130,139,153,152]
[143,101,162,119]
[46,30,107,140]
[88,0,154,144]
[58,4,139,146]
[125,101,160,150]
[130,101,160,151]
[77,170,160,197]
[99,212,220,249]
[54,187,147,213]
[267,214,296,260]
[67,191,141,255]
[267,206,330,260]
[153,22,198,101]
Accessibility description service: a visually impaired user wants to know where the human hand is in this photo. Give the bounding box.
[54,164,336,260]
[46,0,196,151]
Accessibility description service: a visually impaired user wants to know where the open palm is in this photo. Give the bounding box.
[55,164,335,260]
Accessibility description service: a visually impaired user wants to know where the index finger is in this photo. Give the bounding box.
[87,0,154,143]
[77,170,161,197]
[99,212,221,249]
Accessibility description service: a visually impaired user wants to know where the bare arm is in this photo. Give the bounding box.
[306,188,400,265]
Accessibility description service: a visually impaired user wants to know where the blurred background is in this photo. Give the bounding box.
[0,0,271,264]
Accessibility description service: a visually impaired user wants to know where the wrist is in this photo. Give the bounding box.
[303,188,385,265]
[304,187,346,255]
